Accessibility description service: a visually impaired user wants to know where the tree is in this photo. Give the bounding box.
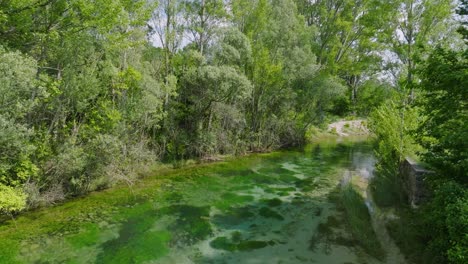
[384,0,454,100]
[294,0,397,115]
[0,47,43,120]
[0,48,40,187]
[212,27,252,70]
[148,0,184,78]
[183,0,226,55]
[458,0,468,40]
[417,47,468,184]
[179,63,252,156]
[413,4,468,260]
[229,0,327,148]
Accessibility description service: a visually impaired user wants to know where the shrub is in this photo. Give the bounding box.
[0,184,27,217]
[0,116,38,187]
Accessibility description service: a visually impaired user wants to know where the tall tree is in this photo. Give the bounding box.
[183,0,226,55]
[457,0,468,40]
[148,0,184,78]
[417,47,468,184]
[294,0,396,114]
[385,0,454,100]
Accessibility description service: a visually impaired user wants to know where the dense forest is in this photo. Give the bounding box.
[0,0,466,263]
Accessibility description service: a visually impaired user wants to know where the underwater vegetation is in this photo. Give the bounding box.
[0,138,384,264]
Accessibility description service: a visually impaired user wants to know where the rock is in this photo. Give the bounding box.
[399,158,433,207]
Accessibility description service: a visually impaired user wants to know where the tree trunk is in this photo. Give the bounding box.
[199,0,205,55]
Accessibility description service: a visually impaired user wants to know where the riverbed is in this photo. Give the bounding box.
[0,136,396,264]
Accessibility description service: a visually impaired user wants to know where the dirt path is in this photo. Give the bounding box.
[328,120,369,136]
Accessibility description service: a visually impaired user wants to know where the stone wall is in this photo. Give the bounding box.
[399,158,432,207]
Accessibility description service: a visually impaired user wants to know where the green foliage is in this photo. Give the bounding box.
[183,0,227,54]
[370,20,467,263]
[294,0,391,116]
[0,6,464,264]
[457,0,468,40]
[0,184,27,215]
[0,116,37,187]
[354,80,393,116]
[369,98,419,176]
[213,28,253,68]
[417,47,468,184]
[368,94,421,210]
[177,63,252,156]
[183,65,252,105]
[446,193,468,263]
[420,181,468,264]
[0,0,159,199]
[0,47,40,118]
[412,45,468,264]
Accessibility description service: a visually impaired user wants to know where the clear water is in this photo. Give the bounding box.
[0,137,390,264]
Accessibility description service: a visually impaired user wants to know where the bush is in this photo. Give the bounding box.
[0,116,38,187]
[45,140,88,195]
[103,137,157,187]
[23,182,65,209]
[422,181,468,264]
[0,47,43,120]
[446,195,468,264]
[0,184,27,217]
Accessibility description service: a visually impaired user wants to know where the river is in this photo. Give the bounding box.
[0,136,404,264]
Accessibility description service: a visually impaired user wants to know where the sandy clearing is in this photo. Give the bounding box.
[327,120,369,137]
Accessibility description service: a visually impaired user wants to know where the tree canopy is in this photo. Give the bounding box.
[0,1,466,262]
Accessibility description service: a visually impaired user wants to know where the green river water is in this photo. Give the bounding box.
[0,137,402,264]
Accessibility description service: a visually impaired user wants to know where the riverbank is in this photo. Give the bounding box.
[3,123,366,220]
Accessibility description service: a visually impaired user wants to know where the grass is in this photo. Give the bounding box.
[305,125,338,141]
